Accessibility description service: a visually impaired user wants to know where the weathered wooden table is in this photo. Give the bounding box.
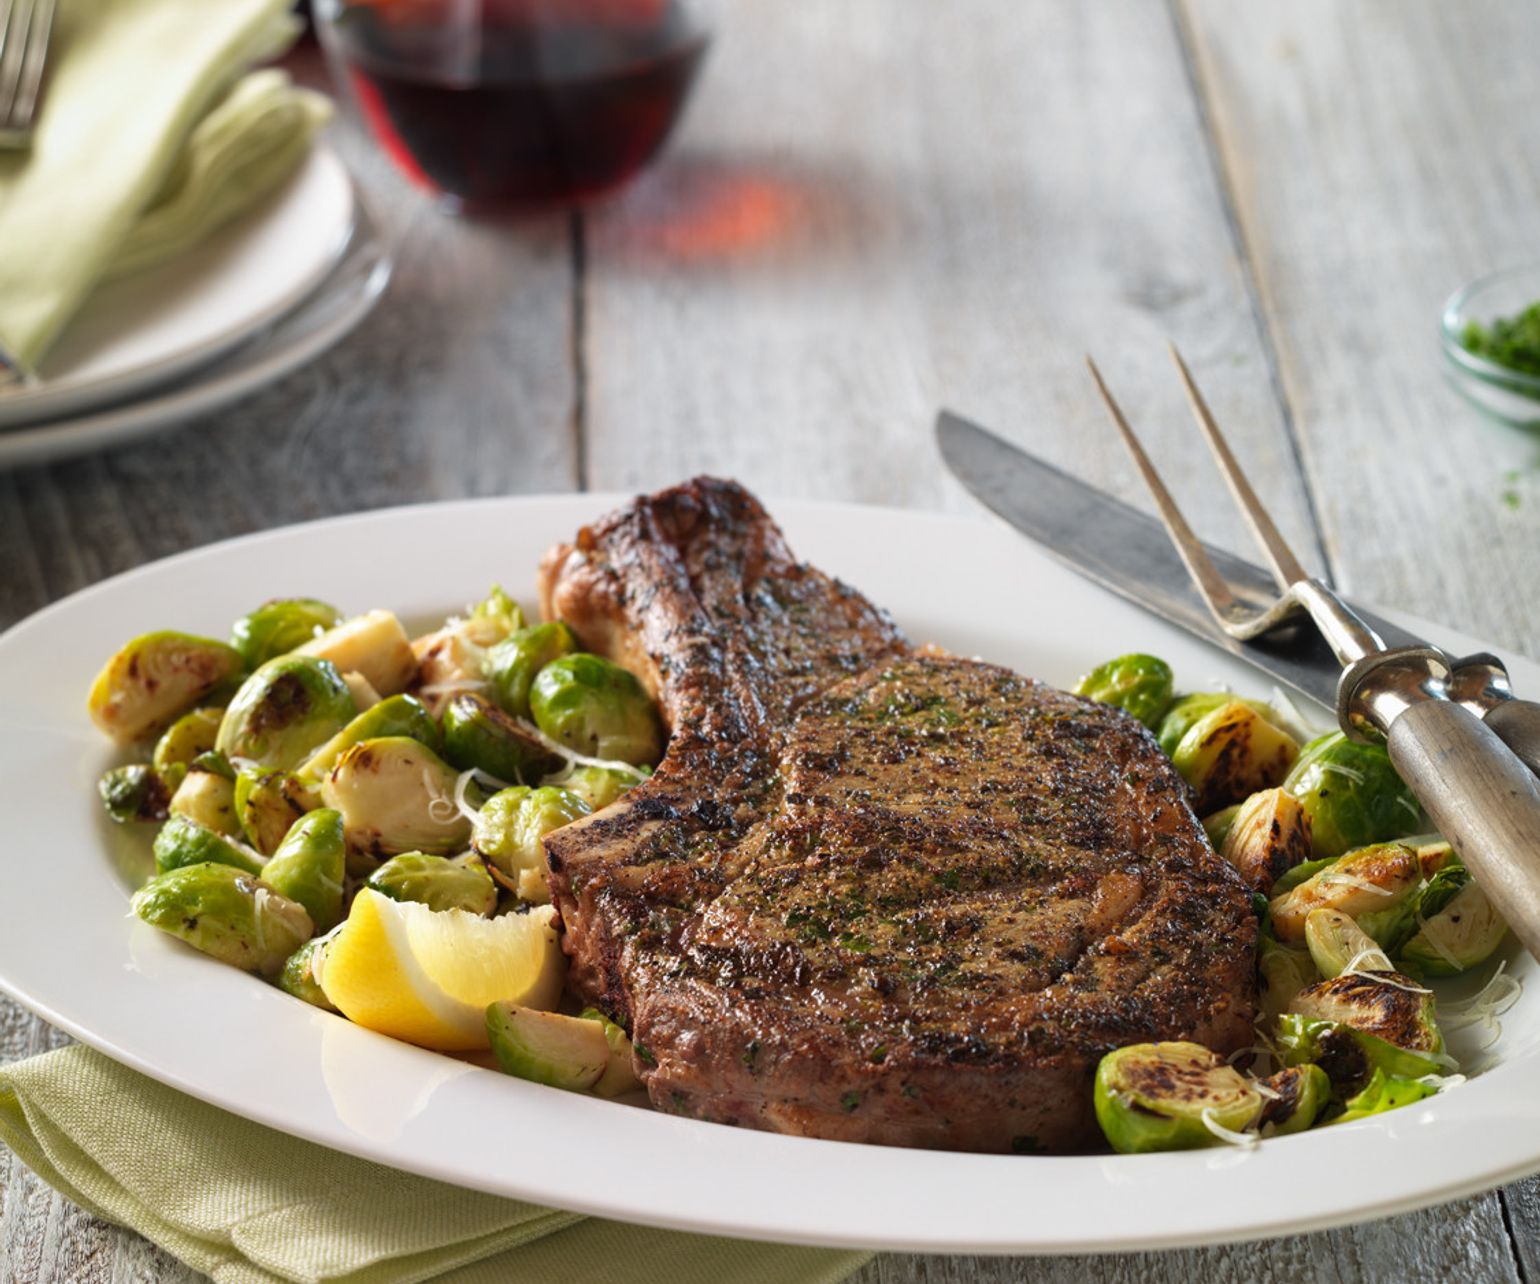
[5,2,1539,1278]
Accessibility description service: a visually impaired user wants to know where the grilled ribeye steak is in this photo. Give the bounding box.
[540,478,1257,1152]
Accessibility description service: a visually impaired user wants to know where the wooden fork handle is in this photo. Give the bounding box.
[1389,700,1540,963]
[1485,698,1540,781]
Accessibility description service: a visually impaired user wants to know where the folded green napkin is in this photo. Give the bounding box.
[108,69,332,282]
[0,0,304,370]
[0,1045,872,1284]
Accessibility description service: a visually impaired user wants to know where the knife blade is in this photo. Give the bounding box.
[935,410,1427,712]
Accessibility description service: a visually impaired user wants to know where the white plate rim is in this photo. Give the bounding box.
[1,493,1537,1256]
[0,147,357,428]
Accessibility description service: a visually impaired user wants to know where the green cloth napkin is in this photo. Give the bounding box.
[0,1045,872,1284]
[108,69,333,282]
[0,0,300,370]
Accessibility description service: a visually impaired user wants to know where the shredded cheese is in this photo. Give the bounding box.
[1440,962,1522,1051]
[1200,1108,1260,1150]
[1318,761,1366,786]
[1318,872,1395,897]
[423,767,459,825]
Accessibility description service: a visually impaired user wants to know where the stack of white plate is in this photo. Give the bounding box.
[0,145,391,470]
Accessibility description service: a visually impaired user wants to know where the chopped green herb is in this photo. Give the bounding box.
[1463,303,1540,379]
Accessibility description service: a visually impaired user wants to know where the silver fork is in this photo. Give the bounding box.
[1088,346,1540,963]
[0,0,55,149]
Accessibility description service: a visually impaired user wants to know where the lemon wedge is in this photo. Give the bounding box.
[318,890,564,1051]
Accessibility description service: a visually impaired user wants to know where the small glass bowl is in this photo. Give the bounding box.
[1440,264,1540,427]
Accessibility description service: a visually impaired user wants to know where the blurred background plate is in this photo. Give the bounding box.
[0,200,391,470]
[0,145,356,429]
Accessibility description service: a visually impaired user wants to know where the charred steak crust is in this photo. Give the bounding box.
[540,478,1257,1152]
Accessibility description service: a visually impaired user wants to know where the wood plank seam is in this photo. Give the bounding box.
[1164,0,1337,586]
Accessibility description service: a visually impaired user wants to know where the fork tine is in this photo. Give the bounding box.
[0,0,31,124]
[1168,343,1308,591]
[1085,356,1245,625]
[11,0,51,133]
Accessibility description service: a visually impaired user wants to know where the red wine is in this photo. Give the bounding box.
[330,2,708,209]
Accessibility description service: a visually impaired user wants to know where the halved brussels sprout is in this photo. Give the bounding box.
[472,785,590,903]
[1203,804,1240,849]
[554,764,647,811]
[277,933,339,1011]
[87,632,245,744]
[366,851,497,915]
[260,808,346,932]
[296,609,417,697]
[1275,1011,1446,1099]
[230,598,343,669]
[151,706,224,793]
[153,813,265,876]
[1288,969,1442,1055]
[1283,731,1423,859]
[1260,934,1319,1024]
[233,768,311,855]
[321,736,472,867]
[1305,908,1392,978]
[1267,843,1421,945]
[1331,1068,1437,1124]
[1093,1041,1263,1154]
[1399,882,1508,977]
[1156,693,1282,758]
[471,584,525,633]
[216,655,356,771]
[578,1006,644,1097]
[1218,788,1312,893]
[98,764,170,824]
[530,654,663,766]
[1072,653,1175,730]
[1171,699,1300,815]
[132,862,312,976]
[485,1003,615,1091]
[411,591,525,717]
[1256,1063,1331,1137]
[294,693,441,788]
[485,621,578,719]
[441,693,562,784]
[168,767,240,837]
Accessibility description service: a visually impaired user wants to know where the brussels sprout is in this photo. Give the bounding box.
[554,764,647,811]
[530,654,663,766]
[1072,653,1175,729]
[260,808,346,932]
[366,851,497,915]
[484,621,578,719]
[294,694,442,788]
[1399,882,1508,977]
[486,1003,616,1091]
[1282,731,1424,859]
[340,671,382,712]
[1260,934,1319,1024]
[151,707,224,793]
[1218,788,1313,893]
[1156,693,1282,758]
[1331,1068,1437,1124]
[1275,1012,1446,1099]
[1305,908,1392,978]
[277,933,339,1011]
[87,631,245,744]
[131,862,312,976]
[441,693,562,783]
[321,736,473,866]
[1267,843,1421,945]
[1412,837,1456,878]
[296,609,417,697]
[98,764,170,824]
[1203,804,1240,849]
[472,584,525,632]
[1093,1042,1263,1153]
[230,598,343,669]
[153,813,265,876]
[233,768,311,855]
[168,767,240,837]
[1256,1063,1331,1137]
[579,1006,644,1097]
[472,786,591,902]
[1171,699,1300,814]
[216,655,356,772]
[1271,855,1336,897]
[1289,972,1442,1057]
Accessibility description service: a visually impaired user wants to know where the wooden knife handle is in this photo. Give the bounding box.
[1486,698,1540,780]
[1388,700,1540,963]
